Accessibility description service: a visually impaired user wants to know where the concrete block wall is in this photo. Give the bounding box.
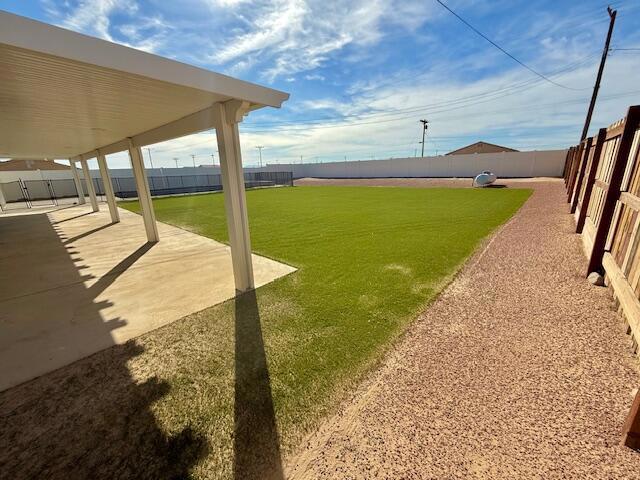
[256,149,567,179]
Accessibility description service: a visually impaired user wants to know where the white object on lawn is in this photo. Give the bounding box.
[473,170,497,187]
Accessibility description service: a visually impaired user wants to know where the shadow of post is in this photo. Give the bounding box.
[234,290,284,480]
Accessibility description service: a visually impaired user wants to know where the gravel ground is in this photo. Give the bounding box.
[287,178,640,479]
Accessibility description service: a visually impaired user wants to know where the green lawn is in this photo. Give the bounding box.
[120,185,530,478]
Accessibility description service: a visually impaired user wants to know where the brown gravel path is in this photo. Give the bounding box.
[286,179,640,479]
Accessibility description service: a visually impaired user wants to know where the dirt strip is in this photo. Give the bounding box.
[286,179,640,479]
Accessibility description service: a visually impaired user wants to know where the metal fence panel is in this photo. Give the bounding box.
[0,181,27,203]
[49,179,78,199]
[23,180,55,203]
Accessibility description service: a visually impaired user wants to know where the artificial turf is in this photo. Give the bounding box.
[120,185,530,478]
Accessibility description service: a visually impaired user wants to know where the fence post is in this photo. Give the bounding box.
[570,137,592,213]
[587,106,640,275]
[564,147,574,186]
[0,182,7,211]
[567,145,584,202]
[622,388,640,450]
[576,129,606,233]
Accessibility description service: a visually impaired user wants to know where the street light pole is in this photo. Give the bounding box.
[419,119,429,157]
[173,157,179,169]
[146,147,154,169]
[191,154,196,168]
[256,146,264,168]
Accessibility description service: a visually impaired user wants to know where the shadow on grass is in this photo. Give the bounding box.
[234,290,284,480]
[0,342,209,479]
[0,213,207,479]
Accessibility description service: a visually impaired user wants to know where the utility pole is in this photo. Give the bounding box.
[191,154,196,168]
[211,154,216,166]
[146,147,154,169]
[172,157,179,169]
[419,119,429,157]
[580,6,617,142]
[256,145,264,167]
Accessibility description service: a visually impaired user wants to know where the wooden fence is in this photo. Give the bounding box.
[564,104,640,449]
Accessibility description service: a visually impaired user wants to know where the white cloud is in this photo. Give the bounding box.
[210,0,436,81]
[233,52,640,163]
[45,0,171,53]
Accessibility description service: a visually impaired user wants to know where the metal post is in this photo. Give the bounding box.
[128,140,159,243]
[80,159,99,212]
[217,102,254,292]
[97,151,120,223]
[0,182,6,211]
[70,159,86,204]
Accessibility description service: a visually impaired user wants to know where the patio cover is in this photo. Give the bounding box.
[0,10,289,292]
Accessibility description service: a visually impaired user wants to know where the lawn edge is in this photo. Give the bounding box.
[284,187,534,472]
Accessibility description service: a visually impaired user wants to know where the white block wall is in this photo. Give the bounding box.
[258,149,567,179]
[0,149,567,184]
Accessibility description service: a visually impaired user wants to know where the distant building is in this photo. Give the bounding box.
[446,141,518,156]
[0,159,69,171]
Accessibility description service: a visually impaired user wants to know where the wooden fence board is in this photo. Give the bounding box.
[587,106,640,275]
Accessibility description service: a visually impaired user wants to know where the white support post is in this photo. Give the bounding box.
[80,159,99,212]
[96,151,120,223]
[128,139,159,243]
[215,101,254,292]
[0,182,6,211]
[70,159,86,204]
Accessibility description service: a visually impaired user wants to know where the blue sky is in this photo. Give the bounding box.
[2,0,640,168]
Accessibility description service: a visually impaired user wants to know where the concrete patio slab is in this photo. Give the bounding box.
[0,203,295,391]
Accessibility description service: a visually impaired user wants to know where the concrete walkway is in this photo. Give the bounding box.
[0,203,295,390]
[287,180,640,479]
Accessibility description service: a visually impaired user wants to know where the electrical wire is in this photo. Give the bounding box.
[241,53,600,130]
[435,0,590,91]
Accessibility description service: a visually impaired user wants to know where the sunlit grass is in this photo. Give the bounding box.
[121,185,531,478]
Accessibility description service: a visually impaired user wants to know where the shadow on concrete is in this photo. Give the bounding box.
[51,210,95,224]
[62,221,116,244]
[87,242,155,296]
[234,290,284,480]
[0,212,208,479]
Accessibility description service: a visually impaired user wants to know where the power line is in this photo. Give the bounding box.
[241,53,600,131]
[147,55,598,148]
[144,88,640,159]
[434,0,588,91]
[146,88,640,160]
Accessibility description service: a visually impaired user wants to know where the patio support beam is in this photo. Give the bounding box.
[80,159,98,212]
[96,151,120,223]
[0,183,6,210]
[69,159,86,204]
[128,139,159,243]
[215,100,254,292]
